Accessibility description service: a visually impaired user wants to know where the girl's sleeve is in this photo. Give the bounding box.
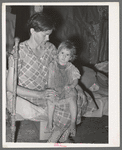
[72,65,81,80]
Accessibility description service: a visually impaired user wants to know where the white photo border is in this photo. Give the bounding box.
[2,2,120,148]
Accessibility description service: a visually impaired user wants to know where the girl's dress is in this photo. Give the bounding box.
[48,61,80,99]
[48,61,81,131]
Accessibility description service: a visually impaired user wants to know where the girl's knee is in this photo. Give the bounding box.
[67,96,77,103]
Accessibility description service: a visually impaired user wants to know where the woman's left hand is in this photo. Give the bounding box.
[45,89,58,103]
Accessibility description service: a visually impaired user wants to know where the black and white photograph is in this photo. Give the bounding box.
[2,2,119,148]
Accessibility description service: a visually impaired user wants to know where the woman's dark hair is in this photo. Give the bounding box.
[27,12,55,33]
[58,40,77,62]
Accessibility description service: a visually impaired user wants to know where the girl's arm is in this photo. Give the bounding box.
[65,79,78,92]
[76,84,84,93]
[70,79,78,89]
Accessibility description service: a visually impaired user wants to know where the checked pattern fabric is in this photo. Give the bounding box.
[53,95,83,130]
[17,41,56,105]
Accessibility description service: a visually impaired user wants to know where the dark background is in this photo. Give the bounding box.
[9,6,108,70]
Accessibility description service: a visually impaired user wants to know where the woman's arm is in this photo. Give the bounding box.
[7,53,57,104]
[7,65,57,102]
[7,65,44,99]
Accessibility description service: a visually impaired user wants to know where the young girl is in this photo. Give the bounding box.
[46,40,81,137]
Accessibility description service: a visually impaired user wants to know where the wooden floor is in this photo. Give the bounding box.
[6,116,108,143]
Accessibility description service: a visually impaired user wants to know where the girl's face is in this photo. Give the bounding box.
[58,48,71,65]
[32,29,52,45]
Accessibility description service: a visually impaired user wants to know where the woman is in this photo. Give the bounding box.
[7,12,85,143]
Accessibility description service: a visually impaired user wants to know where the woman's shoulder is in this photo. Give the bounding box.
[19,41,27,48]
[45,42,57,61]
[18,41,29,58]
[45,42,56,52]
[18,41,27,52]
[45,41,56,47]
[10,41,26,56]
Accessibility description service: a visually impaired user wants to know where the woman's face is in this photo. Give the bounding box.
[58,48,71,65]
[33,29,52,45]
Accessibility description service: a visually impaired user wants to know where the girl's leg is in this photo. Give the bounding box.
[67,96,77,136]
[47,126,66,143]
[59,128,70,143]
[46,101,55,131]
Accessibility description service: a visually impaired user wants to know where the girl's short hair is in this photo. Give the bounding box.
[27,12,55,33]
[57,40,77,62]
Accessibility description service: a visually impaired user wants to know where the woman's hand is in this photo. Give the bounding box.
[44,89,59,103]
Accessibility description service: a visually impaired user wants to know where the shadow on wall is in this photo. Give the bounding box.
[43,6,94,65]
[44,6,108,66]
[43,6,64,48]
[43,6,89,67]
